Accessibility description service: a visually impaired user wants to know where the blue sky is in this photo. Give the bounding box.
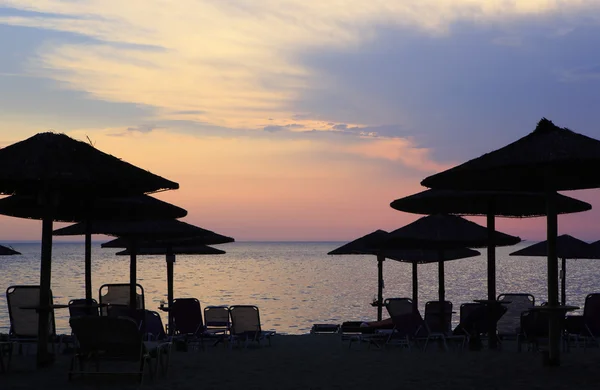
[1,1,600,241]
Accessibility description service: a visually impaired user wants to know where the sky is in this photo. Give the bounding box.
[1,1,600,242]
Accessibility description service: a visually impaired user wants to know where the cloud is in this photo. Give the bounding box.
[1,0,598,133]
[126,124,161,133]
[559,64,600,82]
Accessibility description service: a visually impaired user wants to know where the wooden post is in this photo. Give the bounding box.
[376,255,384,321]
[487,206,498,349]
[129,238,137,311]
[166,247,175,335]
[438,251,445,303]
[546,190,560,366]
[412,262,418,314]
[561,258,566,306]
[84,219,92,301]
[37,213,53,367]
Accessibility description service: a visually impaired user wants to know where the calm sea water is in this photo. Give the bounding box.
[0,241,598,335]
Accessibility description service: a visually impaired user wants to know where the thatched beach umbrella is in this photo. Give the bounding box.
[510,235,598,306]
[421,118,600,365]
[54,219,234,309]
[0,244,20,255]
[328,230,479,319]
[0,194,187,301]
[390,189,590,348]
[0,132,178,367]
[114,244,226,334]
[378,214,521,303]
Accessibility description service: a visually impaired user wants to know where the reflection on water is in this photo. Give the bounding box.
[0,241,598,335]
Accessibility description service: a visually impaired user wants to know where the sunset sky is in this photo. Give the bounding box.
[1,1,600,241]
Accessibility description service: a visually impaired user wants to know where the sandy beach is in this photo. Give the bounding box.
[2,335,600,390]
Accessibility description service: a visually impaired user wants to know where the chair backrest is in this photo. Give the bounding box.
[424,300,453,334]
[68,298,100,318]
[496,293,535,335]
[583,293,600,335]
[171,298,203,335]
[229,305,261,335]
[204,306,230,329]
[69,316,143,360]
[6,285,56,338]
[141,310,167,340]
[384,298,413,318]
[98,283,145,316]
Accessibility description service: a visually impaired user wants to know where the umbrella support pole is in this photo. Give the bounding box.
[487,210,498,349]
[166,251,175,335]
[84,221,92,301]
[129,239,137,311]
[37,214,53,368]
[546,191,560,366]
[438,252,445,333]
[561,258,566,306]
[412,262,418,315]
[376,255,384,321]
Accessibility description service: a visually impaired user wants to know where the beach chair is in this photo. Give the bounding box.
[68,316,170,384]
[519,309,550,352]
[580,293,600,349]
[68,298,100,318]
[496,293,535,348]
[0,341,12,373]
[383,298,423,350]
[204,305,230,335]
[454,303,507,350]
[228,305,275,349]
[6,285,59,356]
[170,298,226,349]
[422,300,460,351]
[98,283,145,316]
[139,310,171,375]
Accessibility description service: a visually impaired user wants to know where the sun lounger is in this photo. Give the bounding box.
[496,293,535,348]
[170,298,227,349]
[422,300,464,351]
[68,316,170,384]
[204,305,230,334]
[310,324,340,334]
[6,285,60,355]
[579,293,600,349]
[98,283,145,316]
[228,305,275,349]
[68,298,100,318]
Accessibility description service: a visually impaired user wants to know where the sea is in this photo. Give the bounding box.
[0,241,598,335]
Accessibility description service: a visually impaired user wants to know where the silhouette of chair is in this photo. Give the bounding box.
[68,298,100,318]
[170,298,226,349]
[496,293,535,348]
[383,298,423,350]
[98,283,145,317]
[68,316,169,384]
[228,305,275,349]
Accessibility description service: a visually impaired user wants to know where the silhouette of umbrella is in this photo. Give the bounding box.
[0,244,20,255]
[421,118,600,365]
[114,244,226,335]
[0,194,186,300]
[0,132,178,367]
[390,189,590,348]
[329,230,479,319]
[510,235,599,306]
[54,219,234,309]
[377,214,520,303]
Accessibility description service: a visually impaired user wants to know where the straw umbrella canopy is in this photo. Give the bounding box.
[114,244,226,335]
[0,132,178,367]
[0,194,187,301]
[0,244,20,255]
[328,230,479,319]
[377,214,520,303]
[421,118,600,365]
[510,235,599,306]
[390,189,590,348]
[54,219,234,310]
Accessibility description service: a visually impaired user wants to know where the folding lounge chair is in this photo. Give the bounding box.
[580,293,600,349]
[422,300,460,351]
[496,293,535,348]
[454,302,507,350]
[68,298,100,318]
[228,305,275,349]
[204,305,230,343]
[69,316,170,384]
[383,298,423,350]
[139,310,171,375]
[6,285,60,356]
[170,298,226,349]
[98,283,145,317]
